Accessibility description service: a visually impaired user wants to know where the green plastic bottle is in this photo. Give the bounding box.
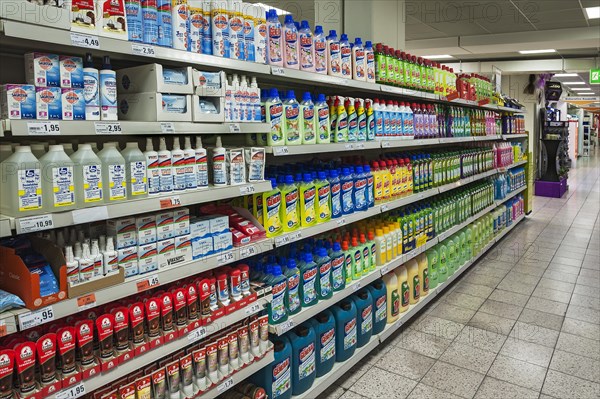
[334,98,348,143]
[351,237,363,280]
[446,238,456,275]
[458,231,467,265]
[342,241,353,285]
[465,226,474,260]
[437,242,448,283]
[262,178,283,238]
[359,234,371,275]
[299,173,317,227]
[315,171,332,223]
[266,89,285,146]
[280,175,300,232]
[426,248,439,289]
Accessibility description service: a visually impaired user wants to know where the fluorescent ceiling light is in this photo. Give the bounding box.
[585,6,600,19]
[422,55,454,59]
[577,88,592,90]
[254,3,290,15]
[518,49,556,54]
[554,73,579,77]
[563,81,585,85]
[576,92,595,95]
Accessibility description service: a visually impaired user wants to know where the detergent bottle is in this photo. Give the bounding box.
[269,266,288,325]
[266,88,285,146]
[266,9,283,66]
[353,166,368,212]
[405,257,420,305]
[437,241,448,284]
[313,25,327,74]
[298,20,314,72]
[285,259,301,315]
[445,238,457,275]
[39,145,77,212]
[71,144,103,207]
[300,252,319,307]
[339,34,351,78]
[334,98,348,142]
[300,92,316,144]
[280,175,300,232]
[331,299,357,361]
[365,99,375,141]
[262,178,283,237]
[283,15,299,69]
[352,37,365,81]
[315,94,331,143]
[367,231,377,271]
[315,171,331,223]
[253,336,292,399]
[346,98,358,142]
[288,324,316,395]
[416,253,429,297]
[299,173,317,227]
[359,233,371,273]
[308,311,335,377]
[326,30,341,77]
[341,168,354,215]
[395,264,409,313]
[381,271,399,323]
[283,90,300,145]
[315,247,333,300]
[330,242,346,291]
[329,169,342,219]
[356,99,367,142]
[351,288,373,348]
[367,280,387,334]
[426,248,438,290]
[350,237,363,280]
[342,241,353,286]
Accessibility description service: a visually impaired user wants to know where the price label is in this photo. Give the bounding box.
[136,274,160,292]
[70,32,100,49]
[76,293,97,310]
[218,251,235,265]
[56,382,86,399]
[16,214,54,234]
[418,192,425,199]
[18,306,55,330]
[404,249,416,260]
[160,122,175,134]
[273,146,290,156]
[159,196,181,209]
[94,122,122,134]
[275,232,301,247]
[245,302,261,315]
[382,141,391,148]
[229,123,241,133]
[336,218,347,227]
[239,185,255,195]
[344,143,354,150]
[355,143,365,149]
[279,319,294,334]
[271,66,286,76]
[27,121,60,135]
[240,245,257,258]
[380,204,389,213]
[131,43,156,57]
[380,265,389,275]
[352,282,362,292]
[188,326,207,343]
[217,377,234,394]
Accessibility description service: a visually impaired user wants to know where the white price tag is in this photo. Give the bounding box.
[352,282,362,292]
[27,121,60,135]
[131,43,156,57]
[70,32,100,49]
[279,319,294,334]
[380,204,389,213]
[274,235,290,247]
[18,306,54,330]
[218,251,235,264]
[245,302,261,315]
[344,143,354,150]
[229,123,241,133]
[382,141,391,148]
[94,122,122,134]
[240,245,257,258]
[56,382,86,399]
[355,143,365,149]
[160,122,175,134]
[16,214,54,234]
[271,66,286,76]
[336,218,347,227]
[188,326,207,343]
[240,185,255,195]
[273,146,290,156]
[217,377,234,394]
[380,265,389,275]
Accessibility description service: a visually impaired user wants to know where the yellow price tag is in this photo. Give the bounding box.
[416,235,427,247]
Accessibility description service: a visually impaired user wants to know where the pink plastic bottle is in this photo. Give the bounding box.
[283,15,299,69]
[267,9,283,66]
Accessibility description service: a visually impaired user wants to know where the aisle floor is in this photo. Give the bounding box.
[319,156,600,399]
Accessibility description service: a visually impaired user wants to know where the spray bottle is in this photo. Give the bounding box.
[83,53,100,121]
[212,136,227,186]
[99,56,117,121]
[157,137,173,192]
[183,136,198,190]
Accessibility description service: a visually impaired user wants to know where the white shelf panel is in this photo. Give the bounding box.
[380,84,438,100]
[269,67,381,93]
[265,141,381,156]
[503,134,529,140]
[495,186,527,206]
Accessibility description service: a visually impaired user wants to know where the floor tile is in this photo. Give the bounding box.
[468,311,516,336]
[576,274,600,288]
[392,328,453,359]
[474,377,539,399]
[570,293,600,311]
[421,361,485,398]
[541,370,600,399]
[406,383,463,399]
[487,354,547,391]
[537,278,575,293]
[532,285,572,304]
[561,317,600,341]
[451,282,494,299]
[439,341,497,373]
[318,384,346,399]
[573,284,600,299]
[525,296,568,316]
[376,346,436,381]
[566,304,600,324]
[339,390,369,399]
[453,326,507,353]
[546,263,581,275]
[549,349,600,383]
[509,321,560,347]
[349,366,417,399]
[411,316,464,341]
[487,289,530,307]
[461,272,503,288]
[428,303,476,324]
[543,269,578,283]
[441,291,487,311]
[556,332,600,360]
[479,298,523,320]
[552,256,584,267]
[496,279,536,295]
[499,337,554,367]
[338,361,374,389]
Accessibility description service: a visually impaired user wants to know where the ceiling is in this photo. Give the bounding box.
[553,72,600,97]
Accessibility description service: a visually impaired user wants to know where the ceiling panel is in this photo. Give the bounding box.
[580,0,600,8]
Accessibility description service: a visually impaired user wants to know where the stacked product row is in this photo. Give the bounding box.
[494,167,526,200]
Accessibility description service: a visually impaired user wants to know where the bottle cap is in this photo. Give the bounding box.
[365,40,372,48]
[269,88,279,98]
[287,90,295,99]
[354,37,362,45]
[284,14,293,23]
[84,53,94,68]
[300,20,310,29]
[101,55,112,70]
[302,92,312,102]
[270,178,277,189]
[315,25,323,35]
[340,33,348,41]
[317,93,326,102]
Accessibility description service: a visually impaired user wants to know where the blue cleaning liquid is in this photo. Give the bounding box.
[351,288,373,348]
[269,266,288,325]
[288,324,317,395]
[364,164,375,208]
[315,247,332,300]
[253,337,292,399]
[125,0,143,42]
[329,169,342,219]
[330,242,346,291]
[285,259,301,315]
[367,279,387,335]
[300,252,319,307]
[354,166,368,212]
[309,311,336,377]
[331,299,357,362]
[341,167,354,215]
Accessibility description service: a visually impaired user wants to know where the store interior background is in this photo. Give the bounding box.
[259,0,600,168]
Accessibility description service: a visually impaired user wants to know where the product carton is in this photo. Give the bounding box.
[0,84,36,120]
[138,243,158,274]
[174,208,190,236]
[25,52,60,87]
[97,0,128,40]
[192,70,225,96]
[59,56,84,88]
[117,64,193,94]
[118,92,192,122]
[118,246,138,278]
[136,214,157,244]
[61,88,85,120]
[174,235,192,259]
[192,236,213,260]
[156,211,174,240]
[213,232,233,253]
[157,238,175,269]
[36,86,62,120]
[192,95,225,123]
[190,217,211,238]
[107,217,137,249]
[70,0,98,33]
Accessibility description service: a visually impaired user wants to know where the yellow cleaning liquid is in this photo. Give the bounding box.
[280,175,300,232]
[299,174,317,227]
[382,271,400,323]
[395,265,409,313]
[405,258,420,305]
[262,179,283,237]
[416,253,429,296]
[252,192,264,222]
[373,163,384,203]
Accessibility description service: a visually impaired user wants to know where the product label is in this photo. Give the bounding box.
[268,23,282,63]
[331,255,344,290]
[329,42,340,74]
[51,166,75,207]
[287,273,301,313]
[284,29,298,66]
[391,290,400,317]
[299,33,313,69]
[265,191,282,235]
[302,105,315,141]
[268,103,284,144]
[366,51,375,81]
[130,161,147,196]
[343,318,357,350]
[271,280,287,323]
[341,180,353,213]
[361,304,373,335]
[375,295,386,323]
[195,151,208,187]
[272,358,291,398]
[302,266,317,305]
[17,169,42,211]
[283,188,299,230]
[284,103,300,144]
[353,250,362,276]
[401,281,409,308]
[422,268,429,292]
[302,185,316,224]
[344,253,353,284]
[354,49,365,78]
[319,261,332,297]
[298,342,315,380]
[320,327,335,361]
[317,184,330,220]
[108,163,127,200]
[354,177,367,209]
[331,182,342,217]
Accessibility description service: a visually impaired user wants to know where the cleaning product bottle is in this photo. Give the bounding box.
[350,237,363,280]
[314,94,331,144]
[299,20,314,72]
[253,337,292,399]
[329,169,342,219]
[326,30,341,77]
[300,252,318,307]
[71,144,103,207]
[266,89,285,146]
[395,264,410,313]
[156,137,173,193]
[143,138,160,196]
[416,253,429,297]
[315,247,332,300]
[212,136,227,186]
[39,145,76,212]
[331,299,357,361]
[356,99,367,142]
[351,289,373,347]
[194,136,209,189]
[268,266,288,325]
[266,9,283,65]
[339,34,351,78]
[353,166,367,212]
[99,56,117,121]
[315,171,331,223]
[262,178,283,238]
[426,248,438,290]
[288,324,316,395]
[283,90,300,145]
[334,98,348,142]
[308,311,335,377]
[182,136,197,190]
[342,241,353,285]
[283,15,299,69]
[330,242,345,291]
[437,241,448,284]
[367,280,387,334]
[157,0,173,48]
[83,53,100,120]
[121,142,148,199]
[97,142,127,203]
[299,173,316,227]
[352,37,366,81]
[381,271,399,323]
[359,233,371,273]
[313,25,326,74]
[300,92,316,144]
[374,228,386,266]
[280,175,300,232]
[346,98,358,142]
[341,168,354,215]
[365,41,375,83]
[446,237,456,276]
[285,259,301,315]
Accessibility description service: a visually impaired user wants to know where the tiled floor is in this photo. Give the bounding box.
[318,155,600,399]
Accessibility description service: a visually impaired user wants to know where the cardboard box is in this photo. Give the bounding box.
[118,92,192,122]
[97,0,128,40]
[192,70,225,96]
[174,235,191,258]
[0,84,36,120]
[59,56,84,88]
[138,243,158,274]
[190,217,210,238]
[192,236,213,260]
[174,208,190,236]
[136,214,157,244]
[156,211,174,240]
[61,88,85,120]
[118,246,138,278]
[36,86,62,120]
[213,232,233,252]
[107,217,137,249]
[157,239,175,269]
[192,95,225,123]
[69,0,98,34]
[25,52,60,87]
[117,64,193,94]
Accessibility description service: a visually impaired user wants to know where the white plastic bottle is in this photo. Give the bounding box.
[157,137,173,193]
[339,34,351,79]
[211,0,230,57]
[195,136,209,188]
[78,242,94,282]
[71,144,103,207]
[172,0,190,50]
[39,145,76,212]
[99,56,117,121]
[183,136,198,190]
[327,30,341,77]
[144,138,160,196]
[97,143,127,202]
[227,0,245,60]
[65,245,79,285]
[300,92,315,144]
[266,9,283,66]
[0,146,42,216]
[231,74,241,122]
[242,2,255,61]
[239,75,249,121]
[313,25,326,74]
[250,77,261,122]
[121,142,148,199]
[299,20,314,72]
[212,136,227,186]
[352,37,366,81]
[103,236,118,275]
[254,5,267,63]
[283,14,299,69]
[91,239,104,278]
[171,137,187,191]
[365,40,375,83]
[83,53,100,121]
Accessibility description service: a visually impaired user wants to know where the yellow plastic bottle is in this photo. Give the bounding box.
[405,258,420,305]
[372,162,384,204]
[383,226,393,261]
[299,173,317,227]
[395,222,403,255]
[382,271,400,324]
[374,228,387,266]
[388,160,398,198]
[416,253,429,297]
[280,175,300,232]
[381,160,392,201]
[388,223,398,260]
[394,160,403,197]
[252,191,263,223]
[395,265,409,313]
[262,178,283,237]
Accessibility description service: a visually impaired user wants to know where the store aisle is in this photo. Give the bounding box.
[319,156,600,399]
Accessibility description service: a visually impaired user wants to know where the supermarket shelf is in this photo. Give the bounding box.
[49,297,272,399]
[2,120,271,136]
[499,160,528,172]
[267,66,381,93]
[494,105,526,114]
[265,141,381,156]
[0,182,271,237]
[495,186,527,206]
[503,134,529,140]
[380,84,438,100]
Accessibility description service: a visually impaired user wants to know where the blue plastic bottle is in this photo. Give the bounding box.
[351,289,373,348]
[268,266,289,325]
[288,324,317,395]
[285,259,301,315]
[329,169,342,219]
[341,167,354,215]
[300,253,319,307]
[315,247,333,300]
[354,166,368,212]
[330,242,346,291]
[367,280,387,335]
[308,311,336,377]
[254,337,292,399]
[364,165,374,208]
[331,299,357,362]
